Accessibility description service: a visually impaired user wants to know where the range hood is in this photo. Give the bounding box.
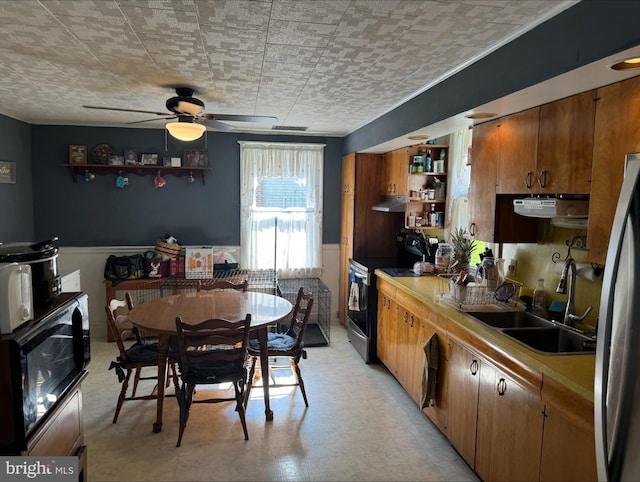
[371,195,406,213]
[513,197,589,220]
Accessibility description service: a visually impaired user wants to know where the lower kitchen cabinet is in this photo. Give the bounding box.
[377,280,397,372]
[419,305,450,434]
[539,377,597,482]
[475,361,544,482]
[449,338,545,481]
[396,304,420,398]
[447,340,481,467]
[375,279,597,482]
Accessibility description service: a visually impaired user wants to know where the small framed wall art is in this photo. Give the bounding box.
[140,153,159,165]
[184,149,208,167]
[124,149,137,166]
[108,155,124,166]
[69,145,87,164]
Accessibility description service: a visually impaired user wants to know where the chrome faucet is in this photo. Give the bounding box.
[556,256,593,327]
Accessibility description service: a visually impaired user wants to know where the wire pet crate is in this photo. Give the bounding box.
[133,269,278,305]
[277,278,331,347]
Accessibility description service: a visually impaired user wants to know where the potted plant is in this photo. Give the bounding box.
[450,227,476,275]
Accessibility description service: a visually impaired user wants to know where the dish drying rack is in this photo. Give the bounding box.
[436,273,524,311]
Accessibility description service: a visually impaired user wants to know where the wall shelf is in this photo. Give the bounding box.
[63,164,211,185]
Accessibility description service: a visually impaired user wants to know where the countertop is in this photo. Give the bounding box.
[375,270,596,402]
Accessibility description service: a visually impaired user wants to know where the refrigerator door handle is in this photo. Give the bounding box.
[595,155,640,482]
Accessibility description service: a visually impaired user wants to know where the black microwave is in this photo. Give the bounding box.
[0,292,90,453]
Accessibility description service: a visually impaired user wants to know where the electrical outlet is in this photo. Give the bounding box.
[506,259,517,277]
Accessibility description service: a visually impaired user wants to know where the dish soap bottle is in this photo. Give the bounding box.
[533,278,546,312]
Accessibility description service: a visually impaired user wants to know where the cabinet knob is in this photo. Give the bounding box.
[469,223,476,236]
[497,378,507,396]
[403,312,408,323]
[525,171,532,189]
[388,183,393,193]
[538,170,547,188]
[392,183,396,193]
[410,314,414,327]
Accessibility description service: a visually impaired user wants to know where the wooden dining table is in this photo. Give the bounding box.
[128,290,293,433]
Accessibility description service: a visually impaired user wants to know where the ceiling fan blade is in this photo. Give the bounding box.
[201,113,278,125]
[83,105,169,116]
[127,116,176,125]
[197,118,234,131]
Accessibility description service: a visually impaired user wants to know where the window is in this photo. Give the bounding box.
[239,141,324,278]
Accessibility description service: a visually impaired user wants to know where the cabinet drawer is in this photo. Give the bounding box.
[27,388,83,456]
[395,289,422,317]
[377,278,396,299]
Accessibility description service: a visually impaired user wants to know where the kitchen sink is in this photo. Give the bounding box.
[466,311,553,329]
[464,311,596,355]
[501,327,596,355]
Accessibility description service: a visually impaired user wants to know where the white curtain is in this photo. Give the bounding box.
[239,141,324,278]
[446,128,473,234]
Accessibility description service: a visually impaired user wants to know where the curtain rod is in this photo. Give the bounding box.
[238,141,326,148]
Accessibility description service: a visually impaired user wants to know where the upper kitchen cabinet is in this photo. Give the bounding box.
[496,93,596,195]
[589,75,640,264]
[469,120,499,241]
[469,120,538,243]
[537,90,596,194]
[380,147,408,196]
[495,107,540,194]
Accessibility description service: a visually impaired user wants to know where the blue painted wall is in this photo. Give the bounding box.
[0,114,34,242]
[31,125,342,246]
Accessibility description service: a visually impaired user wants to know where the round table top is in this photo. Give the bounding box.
[128,291,293,335]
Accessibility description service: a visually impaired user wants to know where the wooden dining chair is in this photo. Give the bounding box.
[105,299,180,424]
[245,287,313,407]
[174,314,252,446]
[197,279,248,292]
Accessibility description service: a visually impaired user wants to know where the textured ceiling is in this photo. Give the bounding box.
[0,0,574,137]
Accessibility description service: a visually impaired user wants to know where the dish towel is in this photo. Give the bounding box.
[348,282,360,311]
[421,333,440,409]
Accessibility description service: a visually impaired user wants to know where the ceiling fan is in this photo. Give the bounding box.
[83,87,278,141]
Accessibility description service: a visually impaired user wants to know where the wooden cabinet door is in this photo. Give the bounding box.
[447,340,481,467]
[540,376,597,482]
[381,148,408,195]
[537,90,596,194]
[475,361,544,482]
[342,153,355,196]
[539,404,597,482]
[376,284,397,373]
[396,304,420,398]
[338,154,355,325]
[469,120,499,241]
[496,107,540,194]
[589,75,640,264]
[419,314,449,434]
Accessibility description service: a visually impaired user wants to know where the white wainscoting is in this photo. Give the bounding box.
[58,245,340,341]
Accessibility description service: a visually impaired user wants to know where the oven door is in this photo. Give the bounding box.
[347,264,370,337]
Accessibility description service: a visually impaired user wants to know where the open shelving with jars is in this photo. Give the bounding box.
[405,144,448,230]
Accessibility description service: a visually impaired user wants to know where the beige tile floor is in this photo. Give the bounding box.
[83,323,478,482]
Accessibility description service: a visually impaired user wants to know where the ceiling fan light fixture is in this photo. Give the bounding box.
[166,121,206,141]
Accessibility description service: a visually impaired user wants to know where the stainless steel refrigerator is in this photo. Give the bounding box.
[595,152,640,481]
